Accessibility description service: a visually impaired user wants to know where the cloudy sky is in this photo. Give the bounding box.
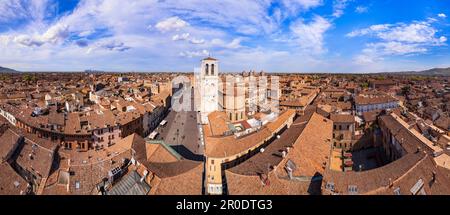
[0,0,449,73]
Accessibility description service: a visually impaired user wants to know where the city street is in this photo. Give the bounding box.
[154,87,203,160]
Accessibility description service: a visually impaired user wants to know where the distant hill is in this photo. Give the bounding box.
[380,67,450,76]
[0,66,18,73]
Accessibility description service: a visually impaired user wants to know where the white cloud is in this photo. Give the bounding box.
[189,38,205,44]
[13,34,44,47]
[41,23,70,44]
[4,0,437,73]
[7,22,70,47]
[367,42,427,55]
[78,30,94,37]
[354,41,428,66]
[226,39,242,49]
[349,20,447,65]
[179,49,209,58]
[0,0,51,23]
[172,33,190,41]
[354,54,376,65]
[355,6,368,14]
[282,0,323,12]
[211,38,242,49]
[332,0,351,18]
[0,35,11,45]
[438,13,447,18]
[172,33,205,44]
[290,15,332,53]
[347,21,445,44]
[155,16,189,32]
[87,40,130,53]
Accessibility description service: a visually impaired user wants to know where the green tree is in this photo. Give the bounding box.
[401,85,411,96]
[22,74,37,82]
[360,82,369,88]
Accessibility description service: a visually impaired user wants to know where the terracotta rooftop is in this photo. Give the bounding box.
[279,112,333,177]
[204,109,296,158]
[153,163,203,195]
[379,114,437,154]
[207,111,230,136]
[202,57,217,61]
[323,152,450,195]
[330,114,355,123]
[225,170,320,195]
[228,111,313,176]
[146,143,179,163]
[0,129,22,162]
[323,152,423,194]
[131,133,201,178]
[355,94,397,105]
[14,137,56,180]
[0,163,29,195]
[362,110,382,123]
[68,150,132,195]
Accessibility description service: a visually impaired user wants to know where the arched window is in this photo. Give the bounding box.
[211,64,215,75]
[205,64,209,75]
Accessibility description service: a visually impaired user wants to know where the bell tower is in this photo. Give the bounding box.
[199,57,219,124]
[201,57,218,77]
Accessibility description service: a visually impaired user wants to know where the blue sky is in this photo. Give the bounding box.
[0,0,449,73]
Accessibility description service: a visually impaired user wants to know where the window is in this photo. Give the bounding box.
[75,181,80,189]
[348,185,358,194]
[325,182,335,192]
[205,64,209,75]
[211,64,215,75]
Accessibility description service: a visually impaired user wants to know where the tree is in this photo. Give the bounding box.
[401,85,411,96]
[360,82,369,89]
[22,74,37,82]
